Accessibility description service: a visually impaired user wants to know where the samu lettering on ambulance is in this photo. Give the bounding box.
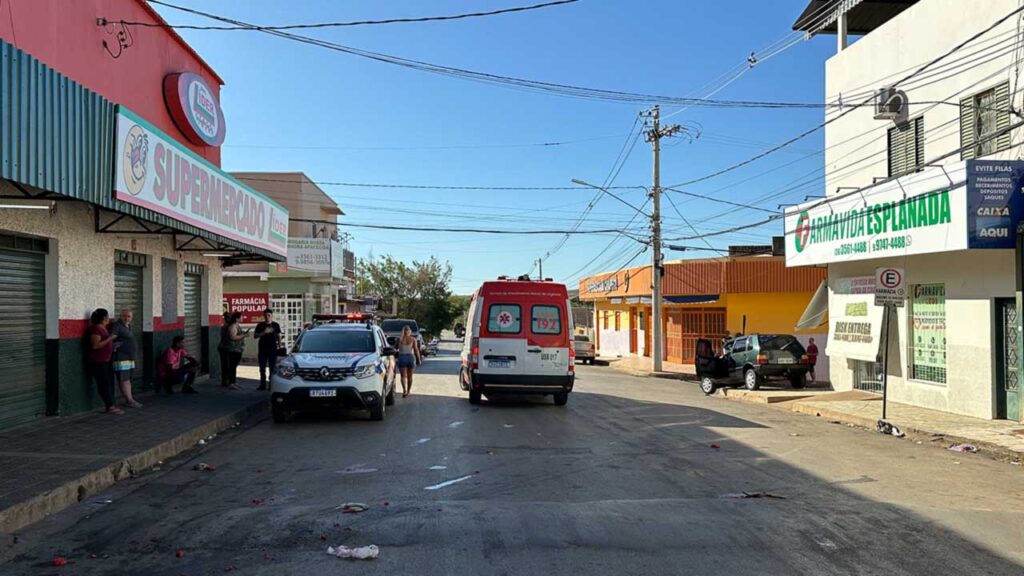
[151,142,266,239]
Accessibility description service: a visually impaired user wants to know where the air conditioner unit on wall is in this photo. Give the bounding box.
[874,87,908,122]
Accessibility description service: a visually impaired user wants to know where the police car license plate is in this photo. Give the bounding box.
[309,388,337,398]
[488,359,511,369]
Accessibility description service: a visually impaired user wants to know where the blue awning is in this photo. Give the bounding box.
[664,295,719,304]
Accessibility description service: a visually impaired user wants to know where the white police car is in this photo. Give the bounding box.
[271,322,397,422]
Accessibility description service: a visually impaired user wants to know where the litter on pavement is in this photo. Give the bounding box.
[722,491,787,500]
[948,443,979,453]
[710,444,721,449]
[337,502,369,513]
[52,556,68,567]
[326,544,379,560]
[338,464,378,475]
[448,421,464,429]
[413,437,431,445]
[193,463,216,472]
[503,424,514,428]
[197,439,207,446]
[425,475,474,491]
[429,465,447,470]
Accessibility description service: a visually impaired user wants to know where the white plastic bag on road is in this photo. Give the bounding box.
[326,544,379,560]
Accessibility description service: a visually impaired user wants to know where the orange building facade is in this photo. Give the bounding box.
[580,256,828,374]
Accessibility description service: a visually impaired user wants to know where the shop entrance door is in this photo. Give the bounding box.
[114,260,145,388]
[183,273,204,373]
[643,308,651,357]
[629,307,638,354]
[0,236,48,429]
[996,298,1020,421]
[271,294,305,350]
[665,310,683,363]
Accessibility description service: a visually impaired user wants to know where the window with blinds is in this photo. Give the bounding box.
[887,116,924,177]
[961,82,1011,160]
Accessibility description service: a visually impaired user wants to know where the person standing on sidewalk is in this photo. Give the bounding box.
[86,308,122,415]
[806,337,819,386]
[224,312,248,390]
[217,312,230,387]
[254,308,282,391]
[110,309,142,408]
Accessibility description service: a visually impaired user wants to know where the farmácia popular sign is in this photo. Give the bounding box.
[785,162,970,267]
[114,106,288,257]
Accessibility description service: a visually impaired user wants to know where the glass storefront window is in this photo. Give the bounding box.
[910,284,947,384]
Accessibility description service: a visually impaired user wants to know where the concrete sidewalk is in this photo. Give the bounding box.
[605,355,697,379]
[711,387,1024,460]
[0,367,267,533]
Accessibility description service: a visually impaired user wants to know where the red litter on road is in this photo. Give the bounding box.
[711,444,720,449]
[52,557,67,567]
[175,550,186,558]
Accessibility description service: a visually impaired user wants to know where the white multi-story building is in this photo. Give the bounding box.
[787,0,1024,421]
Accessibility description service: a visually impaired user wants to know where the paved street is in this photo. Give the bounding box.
[2,340,1023,575]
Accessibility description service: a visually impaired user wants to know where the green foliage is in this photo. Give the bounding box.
[357,255,460,336]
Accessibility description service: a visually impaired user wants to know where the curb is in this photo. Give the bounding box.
[790,402,1023,462]
[0,400,267,534]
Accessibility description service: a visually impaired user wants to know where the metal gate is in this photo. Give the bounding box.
[183,273,203,371]
[996,298,1020,420]
[271,294,305,350]
[665,310,683,363]
[0,238,48,429]
[114,260,145,387]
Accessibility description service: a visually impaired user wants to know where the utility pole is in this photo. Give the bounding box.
[643,105,682,372]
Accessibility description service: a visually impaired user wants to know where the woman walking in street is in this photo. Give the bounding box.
[86,308,122,415]
[223,311,248,390]
[396,325,421,398]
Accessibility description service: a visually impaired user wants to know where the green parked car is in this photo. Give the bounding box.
[695,334,811,394]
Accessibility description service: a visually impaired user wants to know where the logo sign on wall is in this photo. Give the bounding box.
[163,72,226,147]
[785,162,969,267]
[966,159,1024,249]
[223,293,269,324]
[114,106,288,258]
[287,238,331,273]
[874,267,905,307]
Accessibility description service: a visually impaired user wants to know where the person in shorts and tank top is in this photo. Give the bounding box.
[396,325,421,398]
[110,309,142,408]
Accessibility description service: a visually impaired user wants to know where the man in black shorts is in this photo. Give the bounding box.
[254,308,282,391]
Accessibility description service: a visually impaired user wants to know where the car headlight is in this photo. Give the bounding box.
[353,364,376,379]
[277,363,296,379]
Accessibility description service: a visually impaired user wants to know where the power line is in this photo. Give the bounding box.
[289,218,645,237]
[235,176,637,191]
[129,1,578,30]
[135,1,859,110]
[222,133,625,151]
[665,4,1024,189]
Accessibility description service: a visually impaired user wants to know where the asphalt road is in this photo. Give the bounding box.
[3,340,1024,575]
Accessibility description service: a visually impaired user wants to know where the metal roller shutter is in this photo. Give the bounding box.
[183,274,203,370]
[0,247,47,429]
[114,263,145,387]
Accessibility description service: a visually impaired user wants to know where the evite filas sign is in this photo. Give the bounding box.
[785,162,969,267]
[163,72,226,147]
[967,160,1024,249]
[115,106,288,257]
[224,293,269,324]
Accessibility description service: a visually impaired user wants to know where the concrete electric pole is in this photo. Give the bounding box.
[643,105,682,372]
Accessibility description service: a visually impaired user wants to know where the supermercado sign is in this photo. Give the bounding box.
[785,162,969,266]
[114,107,288,257]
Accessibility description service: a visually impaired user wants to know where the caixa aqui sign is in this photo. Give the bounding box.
[163,72,226,147]
[966,159,1024,249]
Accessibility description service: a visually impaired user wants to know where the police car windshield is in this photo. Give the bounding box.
[296,330,375,353]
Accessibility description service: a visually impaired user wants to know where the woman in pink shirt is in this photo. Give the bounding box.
[86,308,122,415]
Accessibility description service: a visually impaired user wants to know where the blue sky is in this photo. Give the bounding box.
[151,1,836,293]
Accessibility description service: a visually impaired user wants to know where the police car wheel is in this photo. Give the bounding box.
[272,403,288,423]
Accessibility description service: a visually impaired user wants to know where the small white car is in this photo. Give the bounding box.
[271,322,396,423]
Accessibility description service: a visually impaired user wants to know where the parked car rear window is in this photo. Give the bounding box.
[382,319,419,333]
[574,335,590,342]
[758,334,805,353]
[487,304,522,333]
[531,305,562,334]
[732,337,748,353]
